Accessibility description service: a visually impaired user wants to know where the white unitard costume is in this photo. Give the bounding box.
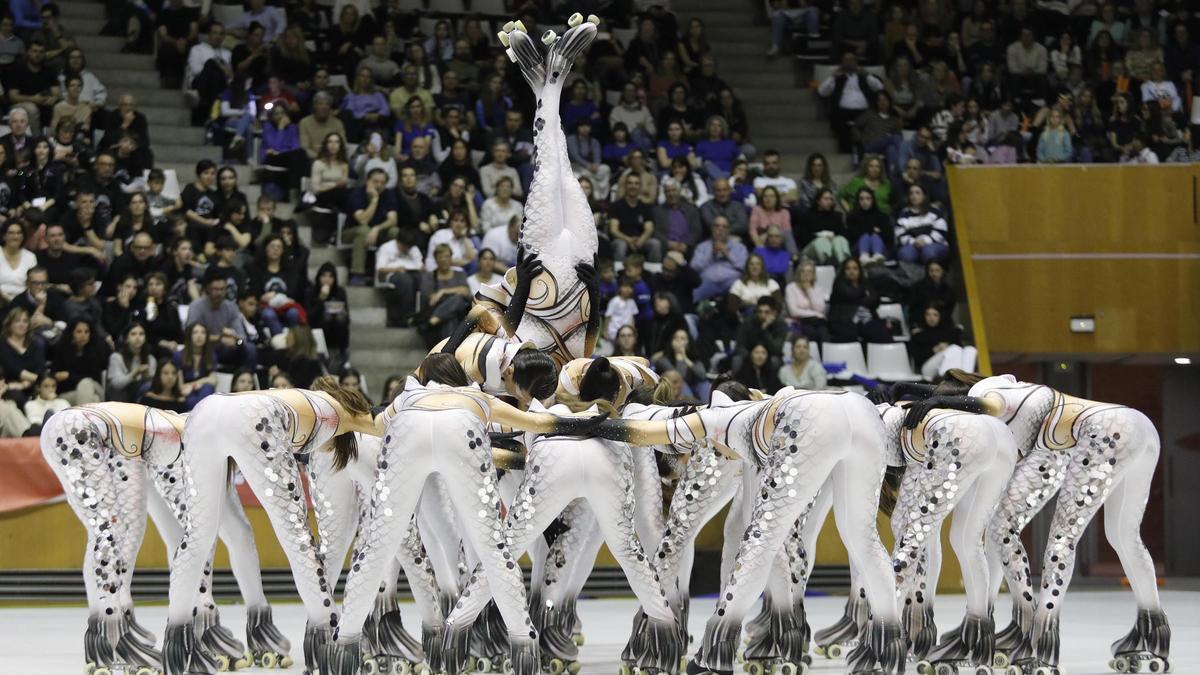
[40,403,288,673]
[163,389,377,675]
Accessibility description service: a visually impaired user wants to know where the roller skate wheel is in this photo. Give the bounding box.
[497,31,509,47]
[541,30,557,45]
[415,665,431,675]
[363,657,379,674]
[1112,657,1130,673]
[567,13,583,27]
[780,663,799,675]
[915,661,933,675]
[995,652,1011,668]
[618,665,633,675]
[826,644,843,659]
[84,662,97,675]
[573,633,585,646]
[93,669,111,675]
[280,654,294,668]
[568,661,581,674]
[976,667,992,675]
[134,668,156,675]
[215,654,230,671]
[475,657,491,672]
[502,657,514,674]
[514,20,526,33]
[934,664,956,675]
[587,14,600,25]
[1034,668,1053,675]
[505,48,516,63]
[393,661,411,675]
[812,645,826,658]
[745,661,768,675]
[1148,658,1166,673]
[1006,667,1024,675]
[502,21,515,32]
[233,652,251,669]
[548,658,566,674]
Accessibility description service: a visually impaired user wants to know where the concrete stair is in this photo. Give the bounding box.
[58,0,421,395]
[673,0,854,177]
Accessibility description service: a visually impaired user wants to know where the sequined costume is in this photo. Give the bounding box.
[904,374,1170,672]
[598,389,905,674]
[40,403,286,673]
[440,399,681,673]
[164,389,377,675]
[878,403,1018,669]
[327,379,610,675]
[474,16,600,367]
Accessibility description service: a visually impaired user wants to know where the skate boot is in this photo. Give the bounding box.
[682,656,733,675]
[363,595,427,675]
[914,614,994,675]
[843,620,904,675]
[421,622,442,672]
[994,602,1033,670]
[123,608,158,651]
[323,637,361,675]
[621,616,681,674]
[302,620,333,675]
[163,621,222,675]
[545,600,582,665]
[441,618,474,674]
[812,591,867,659]
[195,608,250,671]
[743,598,806,675]
[1108,608,1172,674]
[245,605,293,668]
[743,596,774,645]
[505,632,541,675]
[86,614,163,675]
[902,600,938,660]
[794,598,813,667]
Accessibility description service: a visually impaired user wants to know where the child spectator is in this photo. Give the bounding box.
[107,322,157,402]
[604,279,639,342]
[24,374,67,430]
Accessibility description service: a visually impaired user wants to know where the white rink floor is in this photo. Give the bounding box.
[1,591,1196,674]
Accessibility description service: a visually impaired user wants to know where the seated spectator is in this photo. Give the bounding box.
[910,305,976,381]
[610,324,644,358]
[375,228,423,326]
[300,93,348,160]
[481,216,519,267]
[640,290,689,357]
[270,371,294,388]
[438,139,482,195]
[154,0,198,86]
[908,260,956,327]
[24,374,67,431]
[231,21,269,88]
[139,360,189,412]
[894,184,950,265]
[141,271,184,356]
[658,83,703,142]
[359,35,401,85]
[690,215,747,302]
[204,201,251,261]
[778,337,826,390]
[109,196,155,261]
[818,51,884,153]
[0,307,46,403]
[51,75,94,132]
[734,342,783,393]
[268,324,324,388]
[657,121,696,172]
[230,368,257,392]
[187,268,245,342]
[417,243,471,346]
[474,73,512,132]
[392,95,436,161]
[1007,27,1049,99]
[342,168,397,285]
[102,275,139,340]
[756,150,802,209]
[180,159,219,234]
[828,258,889,343]
[2,108,35,164]
[309,132,352,244]
[144,169,182,222]
[754,226,792,281]
[854,92,903,174]
[339,366,370,404]
[250,235,307,335]
[339,67,390,142]
[603,123,636,172]
[604,279,639,343]
[1121,133,1160,164]
[63,267,107,343]
[480,176,522,233]
[305,262,349,367]
[107,322,156,401]
[480,141,522,199]
[653,179,703,258]
[784,260,830,342]
[1037,108,1075,163]
[186,23,233,127]
[395,165,440,238]
[159,235,202,305]
[609,174,662,262]
[846,188,894,264]
[52,319,109,404]
[663,157,709,205]
[402,135,441,195]
[229,0,284,43]
[700,177,749,240]
[838,155,892,215]
[609,83,656,151]
[174,322,218,407]
[435,178,480,232]
[568,120,610,198]
[765,0,819,57]
[389,61,437,118]
[0,220,37,302]
[797,189,851,266]
[1125,28,1162,81]
[8,39,61,137]
[425,211,476,271]
[260,104,307,200]
[695,115,740,180]
[352,132,398,190]
[467,248,501,296]
[620,254,654,322]
[24,138,66,212]
[749,185,793,252]
[12,267,66,344]
[729,253,782,307]
[235,289,273,353]
[652,328,709,401]
[484,110,534,191]
[614,149,659,205]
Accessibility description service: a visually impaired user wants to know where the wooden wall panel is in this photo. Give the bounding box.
[949,165,1200,355]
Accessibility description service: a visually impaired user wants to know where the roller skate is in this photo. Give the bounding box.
[543,654,581,674]
[362,598,427,675]
[993,603,1032,670]
[914,614,994,675]
[163,621,222,675]
[1108,609,1172,674]
[544,600,581,665]
[323,637,362,675]
[903,601,938,660]
[683,650,733,675]
[123,608,159,651]
[302,620,334,675]
[441,618,474,675]
[619,616,682,674]
[742,600,805,675]
[245,605,293,669]
[812,592,867,660]
[1004,657,1066,675]
[195,608,250,672]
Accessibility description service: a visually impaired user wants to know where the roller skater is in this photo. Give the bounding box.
[900,372,1171,675]
[40,402,288,674]
[163,378,379,675]
[325,354,609,675]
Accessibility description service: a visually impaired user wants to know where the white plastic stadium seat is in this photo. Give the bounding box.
[472,0,506,15]
[216,372,234,393]
[821,342,866,380]
[866,342,921,382]
[814,265,835,301]
[877,303,910,341]
[210,4,244,27]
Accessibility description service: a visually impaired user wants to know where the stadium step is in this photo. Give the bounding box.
[119,88,189,108]
[74,34,125,53]
[350,325,428,351]
[139,104,194,126]
[57,1,105,19]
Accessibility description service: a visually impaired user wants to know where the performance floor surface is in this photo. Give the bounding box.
[1,591,1196,674]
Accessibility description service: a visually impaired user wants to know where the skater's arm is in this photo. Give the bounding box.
[575,257,601,356]
[591,413,741,460]
[890,382,937,402]
[500,247,544,337]
[901,394,1004,429]
[488,396,609,436]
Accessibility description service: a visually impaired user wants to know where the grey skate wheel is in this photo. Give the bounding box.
[393,660,411,675]
[827,644,843,659]
[934,664,955,675]
[780,663,799,675]
[92,669,111,675]
[1113,657,1130,673]
[549,658,565,674]
[134,668,156,675]
[745,661,767,675]
[916,661,933,675]
[215,654,230,671]
[976,667,992,675]
[1006,666,1024,675]
[1148,658,1166,673]
[475,656,491,672]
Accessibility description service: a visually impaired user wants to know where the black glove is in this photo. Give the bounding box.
[903,398,940,430]
[866,385,894,405]
[544,411,611,438]
[515,245,544,288]
[574,258,598,293]
[488,431,525,451]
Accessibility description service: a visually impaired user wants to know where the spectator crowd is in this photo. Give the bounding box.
[6,0,1182,430]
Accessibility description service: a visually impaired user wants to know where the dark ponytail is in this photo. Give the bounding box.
[311,374,371,471]
[418,352,471,387]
